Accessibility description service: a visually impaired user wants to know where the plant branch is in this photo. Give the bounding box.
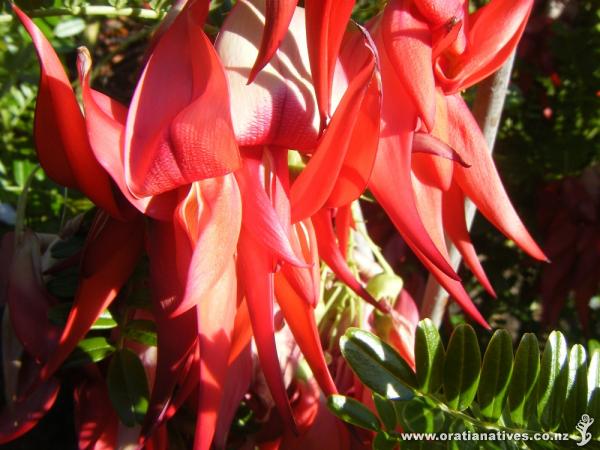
[420,52,517,327]
[0,5,165,23]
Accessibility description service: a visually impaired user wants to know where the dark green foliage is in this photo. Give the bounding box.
[107,348,150,427]
[331,323,600,449]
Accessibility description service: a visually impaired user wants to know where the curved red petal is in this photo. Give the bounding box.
[214,345,253,449]
[369,138,460,280]
[446,94,547,261]
[369,26,458,280]
[74,368,119,450]
[236,156,307,267]
[168,176,241,317]
[281,220,321,307]
[77,49,177,220]
[237,230,297,433]
[7,232,57,363]
[275,272,338,396]
[442,183,496,297]
[125,5,240,197]
[13,6,119,216]
[291,52,376,222]
[41,213,145,380]
[143,220,199,436]
[249,0,299,82]
[410,176,488,327]
[304,0,355,122]
[380,0,436,131]
[412,132,470,167]
[312,210,387,312]
[327,72,380,208]
[440,0,533,92]
[0,377,60,444]
[194,258,237,450]
[411,241,490,329]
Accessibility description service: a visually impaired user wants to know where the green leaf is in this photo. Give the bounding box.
[415,318,444,394]
[478,329,514,422]
[373,430,399,450]
[562,344,588,431]
[445,419,477,450]
[107,348,150,427]
[398,397,444,433]
[327,395,381,432]
[537,331,569,431]
[373,392,397,430]
[53,18,86,38]
[12,159,36,188]
[588,339,600,357]
[92,309,118,330]
[340,328,415,400]
[48,304,117,330]
[587,350,600,438]
[62,336,115,369]
[508,333,540,428]
[122,319,157,347]
[443,324,481,411]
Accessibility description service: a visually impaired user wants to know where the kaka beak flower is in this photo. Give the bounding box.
[215,0,394,431]
[367,0,546,326]
[217,1,396,430]
[12,5,125,219]
[124,0,241,198]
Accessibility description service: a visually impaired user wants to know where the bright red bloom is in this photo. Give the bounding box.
[12,5,124,219]
[367,0,546,327]
[124,0,241,198]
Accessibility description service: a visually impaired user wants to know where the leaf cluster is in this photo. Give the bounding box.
[329,320,600,449]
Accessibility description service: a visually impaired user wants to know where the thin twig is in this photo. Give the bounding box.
[420,52,517,327]
[0,5,165,23]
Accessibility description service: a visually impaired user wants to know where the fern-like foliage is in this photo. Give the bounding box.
[328,320,600,449]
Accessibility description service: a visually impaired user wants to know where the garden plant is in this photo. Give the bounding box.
[0,0,598,448]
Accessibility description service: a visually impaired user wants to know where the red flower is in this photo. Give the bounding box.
[367,0,546,327]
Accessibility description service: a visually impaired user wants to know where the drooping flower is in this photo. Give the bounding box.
[12,5,126,219]
[214,0,383,433]
[366,0,547,327]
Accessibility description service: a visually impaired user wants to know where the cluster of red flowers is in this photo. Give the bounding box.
[1,0,545,448]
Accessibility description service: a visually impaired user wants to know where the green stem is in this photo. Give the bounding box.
[14,165,40,245]
[0,5,165,23]
[393,391,580,445]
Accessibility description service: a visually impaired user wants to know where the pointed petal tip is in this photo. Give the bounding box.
[246,64,261,85]
[519,239,550,263]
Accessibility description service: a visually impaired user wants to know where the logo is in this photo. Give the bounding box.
[576,414,594,447]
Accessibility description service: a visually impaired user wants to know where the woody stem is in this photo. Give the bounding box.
[0,5,165,23]
[420,51,517,327]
